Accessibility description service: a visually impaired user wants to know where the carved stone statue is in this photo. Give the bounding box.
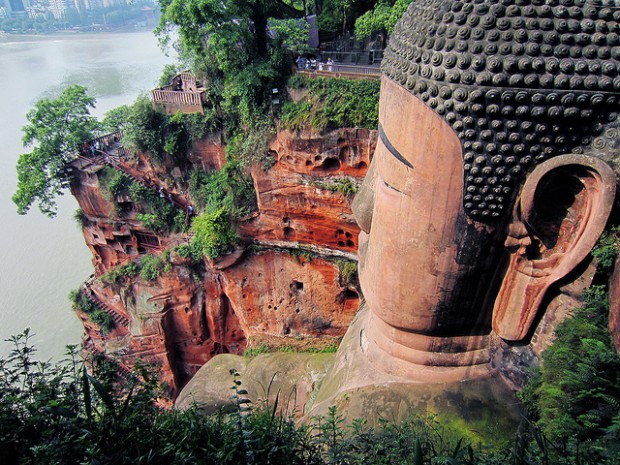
[352,0,620,381]
[178,0,620,430]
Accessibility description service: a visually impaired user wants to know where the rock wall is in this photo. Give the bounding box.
[69,127,376,396]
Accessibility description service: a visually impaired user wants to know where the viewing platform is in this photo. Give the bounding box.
[150,71,207,114]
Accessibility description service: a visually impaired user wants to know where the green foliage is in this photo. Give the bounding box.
[269,18,311,53]
[226,123,276,170]
[156,0,300,129]
[89,310,115,334]
[174,242,204,262]
[170,110,221,142]
[121,95,179,162]
[189,159,257,213]
[316,0,374,35]
[191,207,239,259]
[123,95,222,163]
[99,167,132,200]
[519,281,620,462]
[186,152,258,259]
[158,63,181,87]
[139,254,165,281]
[101,105,131,133]
[311,176,359,199]
[336,260,358,287]
[3,331,620,464]
[126,181,187,234]
[281,76,380,131]
[69,289,115,334]
[244,344,271,357]
[592,226,620,274]
[291,248,316,263]
[73,208,89,228]
[101,262,140,285]
[13,85,99,217]
[354,0,410,39]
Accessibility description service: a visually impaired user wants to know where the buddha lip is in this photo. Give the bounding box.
[378,124,413,169]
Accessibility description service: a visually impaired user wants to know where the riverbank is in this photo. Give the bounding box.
[0,25,154,40]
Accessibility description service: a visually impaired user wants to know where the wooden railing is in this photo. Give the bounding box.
[151,89,203,106]
[180,71,196,84]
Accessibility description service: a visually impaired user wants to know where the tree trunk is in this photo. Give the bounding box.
[252,12,269,58]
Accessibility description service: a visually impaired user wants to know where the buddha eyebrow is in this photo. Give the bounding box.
[378,124,413,169]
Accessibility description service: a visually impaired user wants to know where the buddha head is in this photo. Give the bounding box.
[352,0,620,377]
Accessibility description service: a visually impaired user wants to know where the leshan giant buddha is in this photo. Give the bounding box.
[350,0,620,383]
[178,0,620,425]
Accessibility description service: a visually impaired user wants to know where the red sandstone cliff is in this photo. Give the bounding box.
[69,127,376,396]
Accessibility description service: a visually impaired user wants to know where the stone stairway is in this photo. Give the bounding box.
[97,144,191,211]
[81,279,130,328]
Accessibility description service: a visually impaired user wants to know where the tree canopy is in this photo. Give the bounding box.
[155,0,306,128]
[156,0,302,59]
[13,85,98,217]
[354,0,410,40]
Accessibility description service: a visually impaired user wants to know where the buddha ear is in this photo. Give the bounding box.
[492,154,616,342]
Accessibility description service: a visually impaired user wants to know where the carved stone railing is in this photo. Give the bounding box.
[298,64,381,80]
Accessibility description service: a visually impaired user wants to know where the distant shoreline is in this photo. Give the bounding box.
[0,25,155,39]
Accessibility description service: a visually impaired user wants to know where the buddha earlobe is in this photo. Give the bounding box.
[493,154,616,342]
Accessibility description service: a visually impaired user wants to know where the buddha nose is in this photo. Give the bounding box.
[352,158,377,233]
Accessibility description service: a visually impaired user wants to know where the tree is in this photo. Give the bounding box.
[269,18,311,54]
[156,0,303,127]
[156,0,302,60]
[191,207,239,259]
[13,85,99,217]
[101,104,131,132]
[354,0,410,40]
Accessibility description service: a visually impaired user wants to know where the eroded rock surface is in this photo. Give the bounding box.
[70,127,375,396]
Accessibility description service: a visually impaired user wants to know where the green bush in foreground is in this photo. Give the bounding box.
[3,328,620,465]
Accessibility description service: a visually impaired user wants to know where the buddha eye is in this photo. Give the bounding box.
[379,124,412,169]
[382,179,403,194]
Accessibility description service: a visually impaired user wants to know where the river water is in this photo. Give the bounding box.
[0,31,173,360]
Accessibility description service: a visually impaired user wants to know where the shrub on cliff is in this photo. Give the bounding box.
[121,95,175,162]
[281,76,380,132]
[68,290,115,334]
[191,207,239,259]
[101,262,140,285]
[139,254,167,281]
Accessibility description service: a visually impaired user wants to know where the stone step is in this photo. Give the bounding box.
[80,285,130,327]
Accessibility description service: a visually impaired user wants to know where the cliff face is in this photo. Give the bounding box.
[70,127,376,395]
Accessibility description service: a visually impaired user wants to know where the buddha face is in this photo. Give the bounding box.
[352,77,502,369]
[352,76,616,371]
[350,0,620,374]
[352,0,620,374]
[354,77,499,338]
